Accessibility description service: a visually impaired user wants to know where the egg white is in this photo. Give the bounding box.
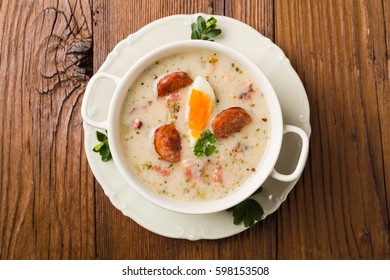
[185,76,216,145]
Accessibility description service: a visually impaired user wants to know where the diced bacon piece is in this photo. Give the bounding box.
[201,161,223,185]
[239,84,254,100]
[131,118,143,129]
[154,165,171,177]
[212,164,223,185]
[168,91,181,101]
[184,167,194,181]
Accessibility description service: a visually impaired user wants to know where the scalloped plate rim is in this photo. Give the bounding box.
[82,14,311,240]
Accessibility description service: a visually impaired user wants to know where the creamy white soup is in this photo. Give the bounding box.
[120,50,270,202]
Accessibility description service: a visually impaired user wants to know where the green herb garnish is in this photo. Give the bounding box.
[194,130,217,157]
[93,131,112,162]
[228,187,264,227]
[191,15,222,41]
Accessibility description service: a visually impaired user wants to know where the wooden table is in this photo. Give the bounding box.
[1,0,389,260]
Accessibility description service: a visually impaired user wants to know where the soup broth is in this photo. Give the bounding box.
[120,50,271,202]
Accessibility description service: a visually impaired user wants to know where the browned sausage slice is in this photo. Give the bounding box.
[157,72,193,97]
[154,124,182,163]
[211,107,252,139]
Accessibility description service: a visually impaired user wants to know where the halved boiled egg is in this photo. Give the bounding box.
[186,76,216,139]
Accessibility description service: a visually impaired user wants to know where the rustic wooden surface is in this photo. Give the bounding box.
[0,0,389,260]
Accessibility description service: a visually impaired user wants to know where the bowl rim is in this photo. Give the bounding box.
[107,40,284,214]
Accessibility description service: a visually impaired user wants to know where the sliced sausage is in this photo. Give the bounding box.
[157,72,193,97]
[154,124,182,163]
[211,107,252,139]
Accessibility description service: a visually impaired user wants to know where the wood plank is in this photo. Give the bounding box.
[274,0,389,259]
[0,0,95,259]
[218,0,277,260]
[0,0,388,261]
[229,0,274,40]
[92,0,276,259]
[382,0,390,247]
[93,0,219,260]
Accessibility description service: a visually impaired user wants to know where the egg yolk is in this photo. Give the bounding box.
[187,89,214,138]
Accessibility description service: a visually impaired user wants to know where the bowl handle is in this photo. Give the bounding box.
[81,72,121,130]
[270,124,309,182]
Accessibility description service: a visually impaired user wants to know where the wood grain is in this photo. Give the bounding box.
[0,0,95,259]
[92,0,219,260]
[92,0,276,260]
[274,0,390,259]
[1,0,389,260]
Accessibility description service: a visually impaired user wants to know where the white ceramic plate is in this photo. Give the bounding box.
[82,14,311,240]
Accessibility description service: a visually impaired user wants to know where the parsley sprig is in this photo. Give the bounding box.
[191,16,222,41]
[194,130,217,157]
[93,131,112,162]
[228,187,264,227]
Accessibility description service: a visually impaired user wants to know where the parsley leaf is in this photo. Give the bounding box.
[194,130,217,157]
[191,16,222,41]
[228,187,264,227]
[93,131,112,162]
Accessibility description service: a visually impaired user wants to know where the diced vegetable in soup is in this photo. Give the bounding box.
[120,50,270,202]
